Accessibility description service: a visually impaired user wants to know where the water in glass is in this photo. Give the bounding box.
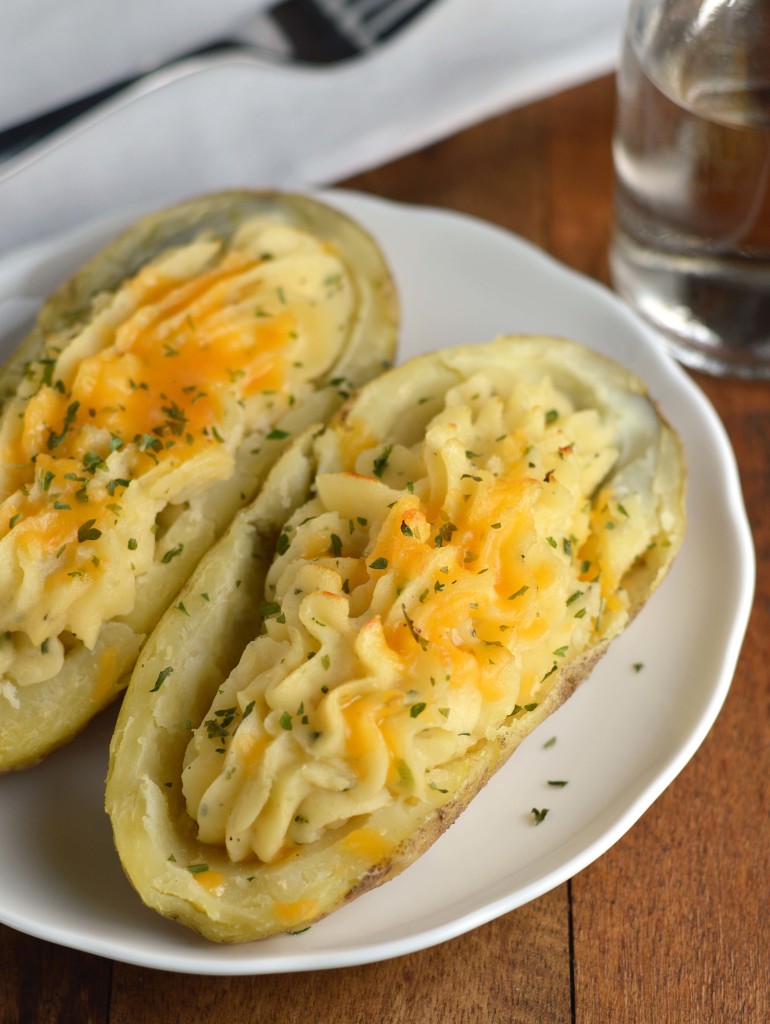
[611,0,770,377]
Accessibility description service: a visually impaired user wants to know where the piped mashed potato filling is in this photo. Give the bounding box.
[183,370,668,864]
[0,218,354,701]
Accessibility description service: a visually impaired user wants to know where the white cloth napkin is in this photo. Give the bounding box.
[0,0,626,254]
[0,0,274,130]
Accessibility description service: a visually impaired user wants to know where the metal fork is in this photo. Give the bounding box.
[240,0,438,62]
[0,0,439,161]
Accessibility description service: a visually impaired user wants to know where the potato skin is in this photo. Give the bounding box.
[106,336,686,943]
[0,191,398,773]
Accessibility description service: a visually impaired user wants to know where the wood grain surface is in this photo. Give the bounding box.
[2,74,768,1024]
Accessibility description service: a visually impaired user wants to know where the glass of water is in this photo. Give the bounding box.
[610,0,770,377]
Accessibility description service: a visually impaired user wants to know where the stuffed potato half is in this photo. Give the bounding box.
[0,191,398,772]
[106,335,685,943]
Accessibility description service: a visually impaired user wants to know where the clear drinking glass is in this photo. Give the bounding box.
[610,0,770,377]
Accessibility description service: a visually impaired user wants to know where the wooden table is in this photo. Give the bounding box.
[2,73,768,1024]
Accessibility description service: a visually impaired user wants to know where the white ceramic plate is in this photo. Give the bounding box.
[0,192,754,975]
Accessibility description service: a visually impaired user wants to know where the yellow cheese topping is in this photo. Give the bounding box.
[183,371,666,865]
[0,218,354,687]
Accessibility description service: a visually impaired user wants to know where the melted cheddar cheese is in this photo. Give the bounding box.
[183,371,665,864]
[0,218,354,692]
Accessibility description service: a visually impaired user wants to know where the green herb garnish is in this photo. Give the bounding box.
[161,543,184,564]
[402,603,428,650]
[372,445,393,478]
[77,519,101,542]
[150,666,174,692]
[47,401,79,450]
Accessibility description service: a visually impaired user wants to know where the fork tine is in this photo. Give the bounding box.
[307,0,377,49]
[307,0,437,51]
[239,0,438,62]
[263,0,362,61]
[359,0,435,39]
[342,0,407,17]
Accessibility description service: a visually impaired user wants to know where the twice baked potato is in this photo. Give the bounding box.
[0,191,398,772]
[106,336,685,942]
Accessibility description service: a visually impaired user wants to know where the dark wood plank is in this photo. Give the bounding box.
[0,924,111,1024]
[539,76,615,281]
[108,887,571,1024]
